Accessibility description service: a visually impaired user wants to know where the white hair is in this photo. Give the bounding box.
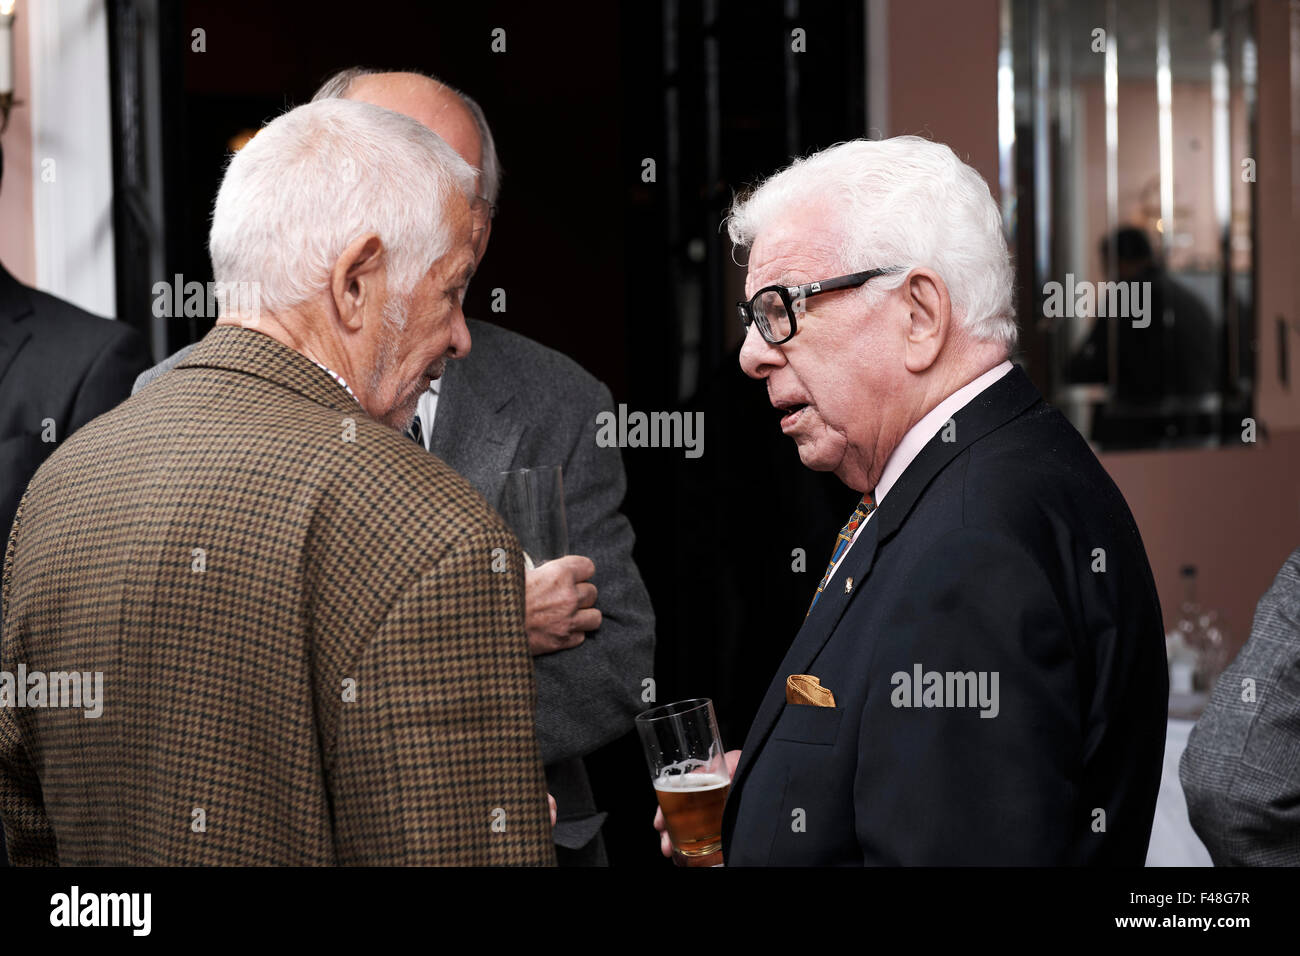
[726,136,1017,353]
[209,97,477,314]
[312,67,502,204]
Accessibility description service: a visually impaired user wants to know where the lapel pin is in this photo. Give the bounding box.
[844,577,854,594]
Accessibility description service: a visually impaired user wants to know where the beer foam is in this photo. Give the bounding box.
[653,772,730,792]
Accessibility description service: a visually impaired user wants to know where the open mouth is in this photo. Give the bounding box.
[775,401,809,429]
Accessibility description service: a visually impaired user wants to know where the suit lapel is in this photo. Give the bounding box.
[427,355,525,509]
[727,366,1043,810]
[0,264,34,391]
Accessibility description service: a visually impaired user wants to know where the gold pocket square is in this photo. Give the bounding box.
[786,674,836,707]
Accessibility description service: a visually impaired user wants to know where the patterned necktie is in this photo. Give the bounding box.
[407,414,423,447]
[807,495,876,617]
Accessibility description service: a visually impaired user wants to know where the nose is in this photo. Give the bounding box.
[447,306,473,360]
[738,322,785,379]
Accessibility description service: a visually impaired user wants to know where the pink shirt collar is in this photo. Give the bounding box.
[873,360,1014,506]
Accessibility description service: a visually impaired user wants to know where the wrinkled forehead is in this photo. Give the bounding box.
[744,206,845,297]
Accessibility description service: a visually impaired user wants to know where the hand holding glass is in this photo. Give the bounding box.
[636,698,731,862]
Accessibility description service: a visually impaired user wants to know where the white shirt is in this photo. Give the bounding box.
[825,360,1014,581]
[412,379,442,450]
[310,359,358,404]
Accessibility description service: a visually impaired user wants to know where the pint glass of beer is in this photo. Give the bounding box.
[635,698,730,863]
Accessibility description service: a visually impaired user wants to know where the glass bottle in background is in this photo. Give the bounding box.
[1167,565,1230,693]
[1170,567,1196,697]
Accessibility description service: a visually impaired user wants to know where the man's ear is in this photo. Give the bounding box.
[903,268,951,373]
[330,234,385,332]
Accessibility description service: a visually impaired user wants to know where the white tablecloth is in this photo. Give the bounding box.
[1145,717,1213,866]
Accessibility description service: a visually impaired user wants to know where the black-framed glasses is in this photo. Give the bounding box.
[737,267,903,345]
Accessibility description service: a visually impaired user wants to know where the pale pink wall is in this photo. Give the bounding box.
[1099,434,1300,655]
[0,1,33,282]
[886,0,1000,196]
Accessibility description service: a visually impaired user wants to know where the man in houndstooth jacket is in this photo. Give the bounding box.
[0,98,554,865]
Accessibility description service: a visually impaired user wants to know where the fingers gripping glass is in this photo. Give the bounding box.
[737,267,902,345]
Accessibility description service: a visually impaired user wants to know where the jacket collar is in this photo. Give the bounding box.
[175,325,361,415]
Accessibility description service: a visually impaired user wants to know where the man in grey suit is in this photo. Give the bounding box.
[133,68,655,866]
[1180,545,1300,865]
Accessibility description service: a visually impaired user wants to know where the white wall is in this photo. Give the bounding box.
[29,0,115,317]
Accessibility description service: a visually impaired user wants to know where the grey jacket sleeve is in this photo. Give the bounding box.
[531,382,655,766]
[1179,546,1300,866]
[132,343,197,394]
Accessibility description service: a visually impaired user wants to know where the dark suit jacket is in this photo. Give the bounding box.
[132,319,655,860]
[1180,545,1300,865]
[721,365,1168,865]
[1,326,554,865]
[0,262,150,554]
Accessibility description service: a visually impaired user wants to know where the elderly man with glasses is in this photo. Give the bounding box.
[713,136,1168,866]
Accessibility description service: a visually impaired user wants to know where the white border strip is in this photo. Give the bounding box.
[30,0,116,317]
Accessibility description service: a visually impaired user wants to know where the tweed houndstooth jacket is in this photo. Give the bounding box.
[133,319,658,864]
[0,325,555,865]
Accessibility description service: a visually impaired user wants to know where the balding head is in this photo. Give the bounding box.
[345,73,483,177]
[313,68,500,262]
[313,68,500,204]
